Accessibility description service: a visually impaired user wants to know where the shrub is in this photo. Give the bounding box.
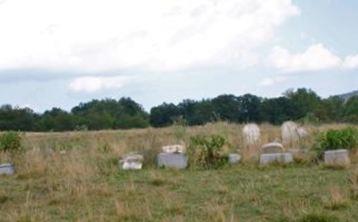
[0,131,22,152]
[188,134,228,169]
[315,127,358,155]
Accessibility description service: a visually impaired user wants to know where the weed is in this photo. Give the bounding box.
[188,134,228,169]
[0,131,22,152]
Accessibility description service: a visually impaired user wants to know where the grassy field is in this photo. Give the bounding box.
[0,123,357,221]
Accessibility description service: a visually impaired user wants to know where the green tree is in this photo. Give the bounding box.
[284,88,321,120]
[0,105,37,131]
[150,103,181,127]
[261,97,295,124]
[37,108,76,131]
[343,96,358,123]
[178,99,214,125]
[237,94,262,122]
[71,98,149,130]
[315,96,344,122]
[211,95,240,122]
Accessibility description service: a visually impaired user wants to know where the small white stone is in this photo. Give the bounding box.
[119,154,144,170]
[260,153,293,165]
[0,163,15,175]
[228,153,241,165]
[122,162,143,170]
[162,144,186,153]
[324,149,350,166]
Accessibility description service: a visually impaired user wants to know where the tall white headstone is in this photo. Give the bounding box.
[281,121,299,145]
[242,123,261,145]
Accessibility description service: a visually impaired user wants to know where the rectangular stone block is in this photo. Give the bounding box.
[0,163,15,175]
[260,153,293,165]
[228,153,241,165]
[157,153,188,169]
[162,144,186,153]
[119,154,143,170]
[324,149,350,166]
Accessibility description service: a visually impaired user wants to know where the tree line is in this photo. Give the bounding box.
[0,88,357,132]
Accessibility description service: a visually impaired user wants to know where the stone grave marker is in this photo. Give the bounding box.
[261,142,284,154]
[324,149,350,166]
[0,163,15,176]
[119,154,144,170]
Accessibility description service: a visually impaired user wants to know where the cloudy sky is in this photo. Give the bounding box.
[0,0,357,112]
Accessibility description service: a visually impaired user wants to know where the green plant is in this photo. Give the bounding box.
[0,131,22,152]
[188,134,228,169]
[298,213,339,222]
[315,127,358,155]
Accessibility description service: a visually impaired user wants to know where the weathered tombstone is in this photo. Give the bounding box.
[162,144,186,154]
[281,121,299,145]
[242,123,261,145]
[0,163,15,176]
[157,153,188,169]
[324,149,350,166]
[260,153,293,165]
[119,154,144,170]
[297,127,308,139]
[228,153,241,165]
[261,142,284,154]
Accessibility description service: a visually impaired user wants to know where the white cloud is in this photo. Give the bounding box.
[343,55,358,69]
[267,44,342,73]
[0,0,299,73]
[69,76,130,93]
[258,76,288,86]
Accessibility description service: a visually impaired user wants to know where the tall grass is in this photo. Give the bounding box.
[0,122,356,221]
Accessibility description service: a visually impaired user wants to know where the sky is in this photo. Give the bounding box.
[0,0,357,112]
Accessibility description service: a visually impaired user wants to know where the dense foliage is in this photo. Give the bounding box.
[315,127,358,154]
[0,131,22,152]
[0,88,357,131]
[188,135,228,169]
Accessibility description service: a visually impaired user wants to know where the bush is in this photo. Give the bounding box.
[315,127,358,155]
[188,134,228,169]
[0,131,22,152]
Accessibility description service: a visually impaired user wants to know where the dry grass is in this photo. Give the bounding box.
[0,122,357,221]
[323,186,350,210]
[349,166,358,200]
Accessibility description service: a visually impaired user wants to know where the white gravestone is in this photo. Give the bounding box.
[119,154,144,170]
[0,163,15,175]
[242,124,261,145]
[228,153,241,165]
[261,142,284,154]
[260,153,293,165]
[324,149,350,166]
[281,121,299,145]
[162,144,186,154]
[157,153,188,169]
